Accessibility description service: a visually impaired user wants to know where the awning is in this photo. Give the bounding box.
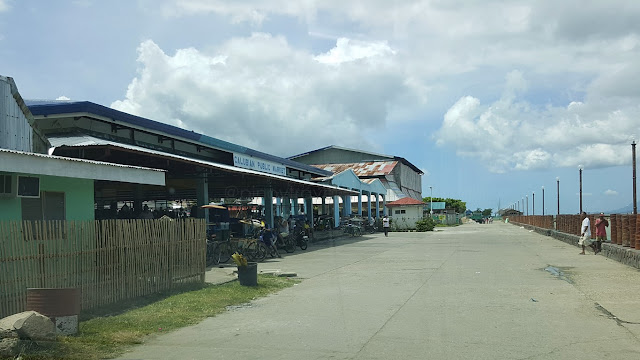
[201,204,227,210]
[47,134,356,197]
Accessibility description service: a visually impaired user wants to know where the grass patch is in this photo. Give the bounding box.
[435,223,460,227]
[23,275,298,360]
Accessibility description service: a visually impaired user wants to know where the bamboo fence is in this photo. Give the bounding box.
[0,219,206,318]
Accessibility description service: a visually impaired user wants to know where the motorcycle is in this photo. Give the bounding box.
[293,227,309,250]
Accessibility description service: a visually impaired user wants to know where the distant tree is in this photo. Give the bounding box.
[482,208,493,217]
[422,197,466,214]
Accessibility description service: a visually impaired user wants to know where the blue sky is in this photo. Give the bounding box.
[2,0,640,213]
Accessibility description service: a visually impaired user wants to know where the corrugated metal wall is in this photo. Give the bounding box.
[0,79,33,152]
[395,163,422,199]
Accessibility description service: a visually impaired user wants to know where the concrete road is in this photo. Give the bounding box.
[119,222,640,359]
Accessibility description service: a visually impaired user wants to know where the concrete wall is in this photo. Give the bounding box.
[514,223,640,271]
[390,205,423,230]
[0,173,95,221]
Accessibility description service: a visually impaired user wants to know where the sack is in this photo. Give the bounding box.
[578,235,592,246]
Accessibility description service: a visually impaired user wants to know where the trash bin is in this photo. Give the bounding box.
[237,262,258,286]
[26,288,81,335]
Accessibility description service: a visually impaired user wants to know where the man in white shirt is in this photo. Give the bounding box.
[383,215,390,237]
[579,212,591,255]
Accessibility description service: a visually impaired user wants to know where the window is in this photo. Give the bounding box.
[17,176,40,198]
[394,209,406,214]
[0,174,12,195]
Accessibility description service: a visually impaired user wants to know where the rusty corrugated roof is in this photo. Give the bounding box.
[312,161,398,177]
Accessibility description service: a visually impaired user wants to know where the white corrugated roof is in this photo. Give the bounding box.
[0,148,165,185]
[48,134,357,195]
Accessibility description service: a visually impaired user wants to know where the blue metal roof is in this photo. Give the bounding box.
[26,100,332,177]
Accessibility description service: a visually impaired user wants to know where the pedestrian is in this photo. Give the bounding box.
[578,211,592,255]
[594,212,609,255]
[383,215,390,237]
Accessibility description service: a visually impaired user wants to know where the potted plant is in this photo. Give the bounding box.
[232,252,258,286]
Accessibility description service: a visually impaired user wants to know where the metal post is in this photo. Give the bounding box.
[526,196,528,216]
[542,186,545,216]
[579,165,583,214]
[532,192,535,216]
[633,141,637,214]
[556,177,560,215]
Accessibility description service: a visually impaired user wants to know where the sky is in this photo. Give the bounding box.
[1,0,640,214]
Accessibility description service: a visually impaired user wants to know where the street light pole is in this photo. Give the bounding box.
[526,195,528,216]
[556,177,560,215]
[542,186,545,216]
[633,141,637,215]
[533,192,535,216]
[579,165,583,214]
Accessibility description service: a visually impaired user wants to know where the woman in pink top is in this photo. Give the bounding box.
[594,212,609,255]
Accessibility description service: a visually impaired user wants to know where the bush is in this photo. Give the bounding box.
[415,217,436,232]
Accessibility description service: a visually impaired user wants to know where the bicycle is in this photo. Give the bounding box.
[237,237,267,262]
[343,223,363,237]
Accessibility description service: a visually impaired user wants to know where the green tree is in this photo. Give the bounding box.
[482,208,493,217]
[422,197,467,214]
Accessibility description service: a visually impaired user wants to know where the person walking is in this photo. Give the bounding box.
[578,211,592,255]
[594,212,609,255]
[383,215,390,237]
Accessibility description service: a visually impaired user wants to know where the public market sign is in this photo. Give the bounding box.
[233,153,287,176]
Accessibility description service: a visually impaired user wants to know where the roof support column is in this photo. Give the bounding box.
[133,184,144,215]
[357,191,362,217]
[264,188,274,229]
[343,195,351,217]
[375,193,380,218]
[305,197,313,226]
[382,194,387,216]
[196,174,209,221]
[282,196,290,218]
[367,191,372,221]
[276,198,281,217]
[334,196,340,228]
[292,198,298,215]
[321,196,326,215]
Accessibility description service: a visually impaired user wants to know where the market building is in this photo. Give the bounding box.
[24,99,366,230]
[0,75,164,222]
[289,145,423,202]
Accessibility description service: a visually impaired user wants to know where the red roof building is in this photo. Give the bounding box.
[386,197,426,207]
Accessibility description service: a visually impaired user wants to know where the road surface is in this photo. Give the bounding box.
[119,222,640,359]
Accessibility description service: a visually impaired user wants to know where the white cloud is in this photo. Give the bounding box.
[112,35,414,156]
[122,1,640,173]
[434,70,640,173]
[314,38,396,65]
[55,96,71,101]
[0,0,8,12]
[604,189,619,196]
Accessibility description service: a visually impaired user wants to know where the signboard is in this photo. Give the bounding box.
[233,153,287,176]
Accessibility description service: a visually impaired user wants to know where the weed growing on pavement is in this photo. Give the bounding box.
[22,275,298,360]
